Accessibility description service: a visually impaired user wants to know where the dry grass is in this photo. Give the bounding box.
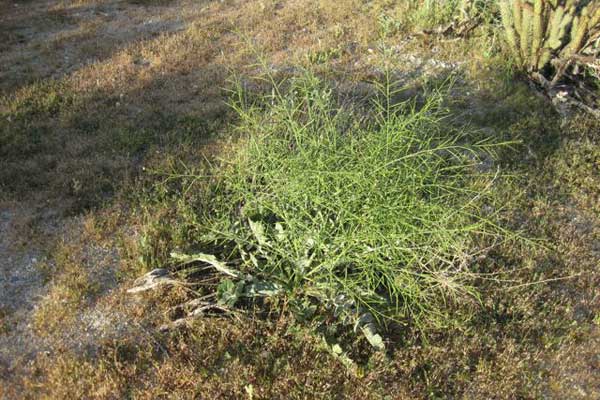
[1,0,599,398]
[32,240,102,336]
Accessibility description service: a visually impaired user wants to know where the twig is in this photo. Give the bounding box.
[504,272,584,291]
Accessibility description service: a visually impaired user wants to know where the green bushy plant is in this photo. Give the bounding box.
[179,70,516,347]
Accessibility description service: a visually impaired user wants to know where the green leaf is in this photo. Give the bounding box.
[170,251,241,278]
[217,279,244,307]
[331,343,343,354]
[274,222,286,241]
[323,339,357,372]
[248,219,269,247]
[361,323,385,351]
[244,281,282,297]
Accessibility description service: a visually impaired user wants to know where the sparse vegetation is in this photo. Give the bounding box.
[1,0,599,399]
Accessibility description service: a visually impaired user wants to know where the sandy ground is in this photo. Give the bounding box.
[0,204,48,376]
[0,200,134,392]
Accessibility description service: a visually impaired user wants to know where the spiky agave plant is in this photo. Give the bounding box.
[500,0,600,87]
